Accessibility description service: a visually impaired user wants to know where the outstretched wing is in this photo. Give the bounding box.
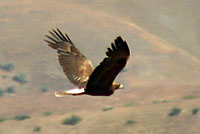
[44,29,94,88]
[86,36,130,91]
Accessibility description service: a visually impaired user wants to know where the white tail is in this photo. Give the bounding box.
[55,88,85,97]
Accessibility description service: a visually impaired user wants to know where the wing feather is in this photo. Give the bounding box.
[45,29,93,88]
[86,36,130,91]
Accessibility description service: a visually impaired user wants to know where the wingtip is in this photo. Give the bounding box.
[117,36,122,39]
[116,36,124,42]
[56,28,60,31]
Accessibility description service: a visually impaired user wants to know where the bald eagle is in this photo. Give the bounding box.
[44,29,130,97]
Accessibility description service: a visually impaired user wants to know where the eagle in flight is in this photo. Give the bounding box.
[45,29,130,97]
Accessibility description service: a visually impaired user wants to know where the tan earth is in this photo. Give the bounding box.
[0,0,200,134]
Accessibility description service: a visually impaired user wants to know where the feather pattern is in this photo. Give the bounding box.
[45,29,93,88]
[86,36,130,94]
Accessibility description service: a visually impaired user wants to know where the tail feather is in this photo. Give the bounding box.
[55,88,85,97]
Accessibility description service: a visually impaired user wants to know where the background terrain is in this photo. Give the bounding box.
[0,0,200,134]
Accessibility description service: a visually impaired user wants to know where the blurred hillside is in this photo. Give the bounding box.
[0,0,200,134]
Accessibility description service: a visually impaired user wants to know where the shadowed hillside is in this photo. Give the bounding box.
[0,0,200,134]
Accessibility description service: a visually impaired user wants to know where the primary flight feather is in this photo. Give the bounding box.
[44,29,130,97]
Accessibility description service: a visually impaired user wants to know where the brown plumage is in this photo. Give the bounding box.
[44,29,130,96]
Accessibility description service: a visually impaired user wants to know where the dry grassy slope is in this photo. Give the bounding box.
[0,0,200,134]
[1,84,200,116]
[1,95,200,134]
[0,0,200,94]
[86,0,200,58]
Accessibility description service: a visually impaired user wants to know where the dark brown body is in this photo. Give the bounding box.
[75,82,121,96]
